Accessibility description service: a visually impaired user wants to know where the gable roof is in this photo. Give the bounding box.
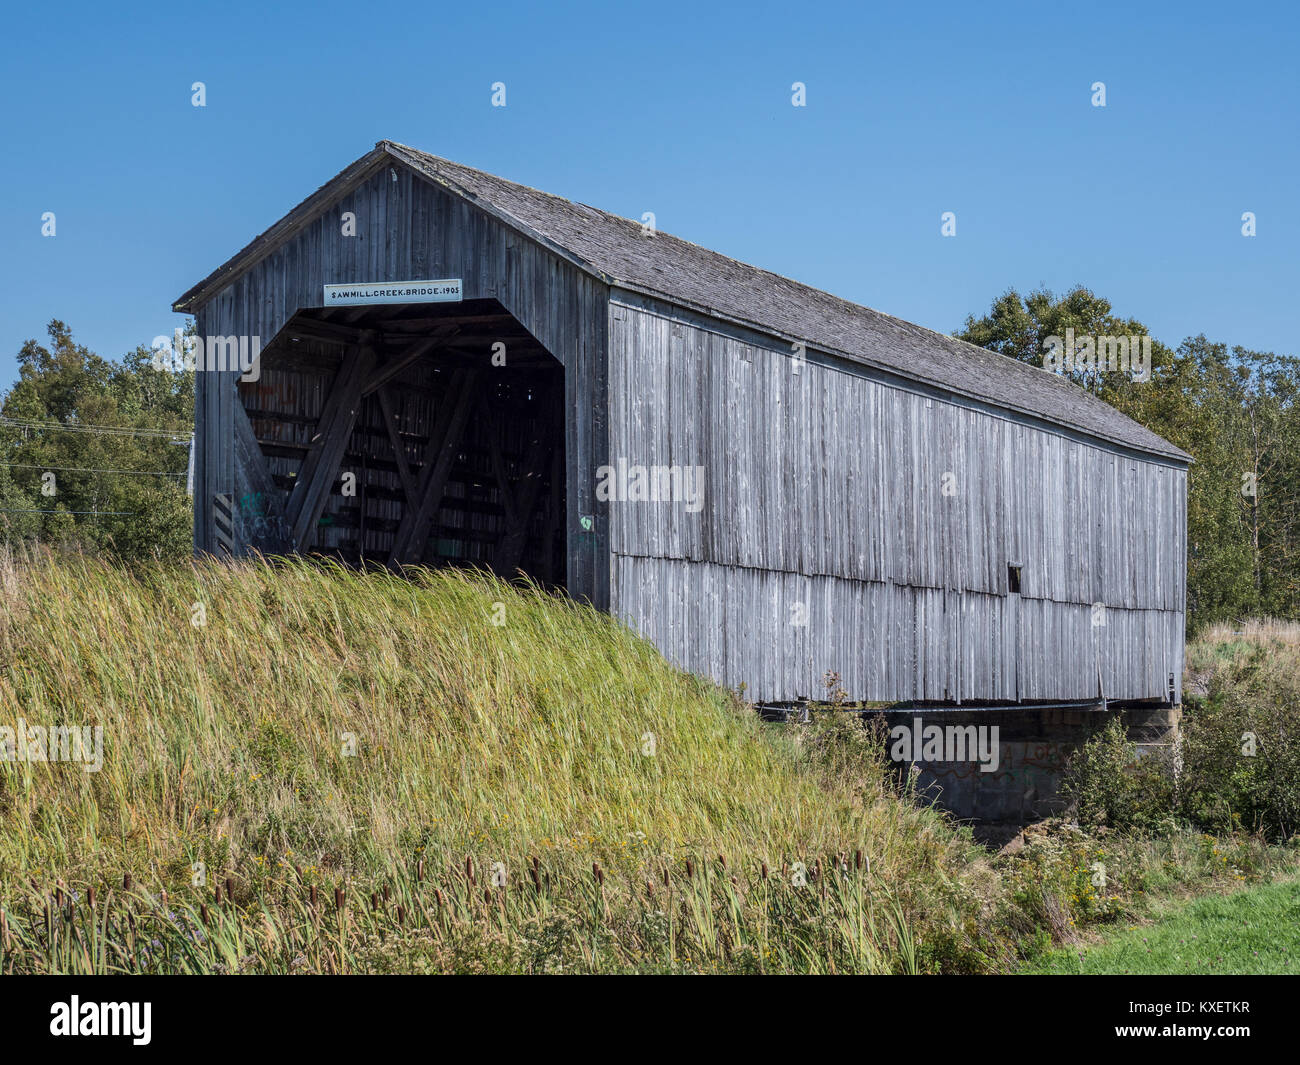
[175,140,1191,464]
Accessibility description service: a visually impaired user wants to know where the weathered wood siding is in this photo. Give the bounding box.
[189,154,1186,707]
[607,296,1186,704]
[191,162,609,606]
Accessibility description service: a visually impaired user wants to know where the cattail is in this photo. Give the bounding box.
[761,862,769,880]
[592,862,604,885]
[433,889,444,909]
[371,892,379,912]
[225,876,235,902]
[87,885,96,909]
[309,884,318,909]
[416,858,425,883]
[717,854,726,870]
[855,849,864,870]
[215,885,223,905]
[645,880,655,897]
[200,903,210,926]
[396,905,406,925]
[123,872,132,892]
[295,865,303,880]
[464,856,474,883]
[382,884,391,903]
[530,863,542,892]
[334,886,345,910]
[662,867,670,888]
[685,859,694,879]
[54,886,63,908]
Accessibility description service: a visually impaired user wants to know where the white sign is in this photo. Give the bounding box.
[322,279,462,307]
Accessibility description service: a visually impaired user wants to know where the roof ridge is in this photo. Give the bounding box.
[389,143,1174,445]
[176,141,1190,464]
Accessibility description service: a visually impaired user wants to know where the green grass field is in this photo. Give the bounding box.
[1022,878,1300,974]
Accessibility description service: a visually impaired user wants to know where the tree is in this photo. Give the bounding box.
[0,320,193,560]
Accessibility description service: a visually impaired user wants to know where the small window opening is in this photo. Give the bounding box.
[1007,565,1022,594]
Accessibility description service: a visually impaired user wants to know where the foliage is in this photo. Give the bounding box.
[0,321,192,561]
[1058,718,1175,833]
[1179,621,1300,839]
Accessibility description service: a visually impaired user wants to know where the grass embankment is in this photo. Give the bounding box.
[0,550,995,974]
[2,552,1296,974]
[1023,877,1300,974]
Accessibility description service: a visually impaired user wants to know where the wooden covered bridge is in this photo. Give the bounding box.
[175,140,1189,711]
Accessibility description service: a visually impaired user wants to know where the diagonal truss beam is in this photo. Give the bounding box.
[361,325,460,397]
[283,332,379,550]
[388,369,479,564]
[493,388,557,574]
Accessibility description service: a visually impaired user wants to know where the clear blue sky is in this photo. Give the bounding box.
[1,0,1296,387]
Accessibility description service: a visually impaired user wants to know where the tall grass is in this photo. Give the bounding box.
[0,548,992,973]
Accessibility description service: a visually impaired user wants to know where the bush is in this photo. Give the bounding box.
[1059,717,1175,832]
[1178,636,1300,840]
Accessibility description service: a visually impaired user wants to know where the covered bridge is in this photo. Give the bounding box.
[175,140,1188,708]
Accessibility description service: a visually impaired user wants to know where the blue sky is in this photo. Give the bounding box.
[1,0,1296,387]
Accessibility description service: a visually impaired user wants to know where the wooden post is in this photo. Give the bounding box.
[494,388,556,574]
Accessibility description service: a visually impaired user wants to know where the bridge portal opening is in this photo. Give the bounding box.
[239,298,567,588]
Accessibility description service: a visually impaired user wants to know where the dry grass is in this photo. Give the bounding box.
[0,547,994,973]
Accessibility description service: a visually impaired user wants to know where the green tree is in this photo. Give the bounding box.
[0,320,193,560]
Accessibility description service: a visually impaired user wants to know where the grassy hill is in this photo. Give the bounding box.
[0,549,995,973]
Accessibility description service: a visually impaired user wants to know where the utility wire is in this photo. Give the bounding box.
[0,417,189,441]
[0,462,185,477]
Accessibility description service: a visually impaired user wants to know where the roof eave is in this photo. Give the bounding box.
[172,141,620,315]
[172,145,394,313]
[605,282,1192,466]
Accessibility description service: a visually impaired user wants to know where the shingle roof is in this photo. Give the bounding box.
[176,140,1191,463]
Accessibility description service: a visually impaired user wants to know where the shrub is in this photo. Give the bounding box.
[1059,717,1175,831]
[1178,635,1300,840]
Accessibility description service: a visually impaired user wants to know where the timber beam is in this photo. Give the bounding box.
[283,331,379,550]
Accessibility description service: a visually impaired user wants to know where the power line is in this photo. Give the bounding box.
[0,510,137,516]
[0,417,189,442]
[0,462,185,477]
